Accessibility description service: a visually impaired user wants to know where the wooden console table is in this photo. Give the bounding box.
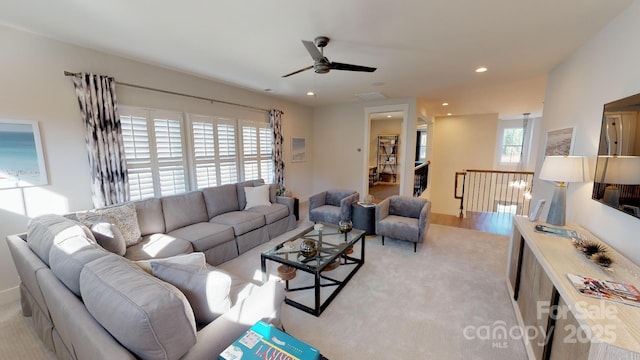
[506,216,640,360]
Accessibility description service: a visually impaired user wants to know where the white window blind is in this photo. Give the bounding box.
[190,114,239,188]
[240,120,274,183]
[120,106,187,200]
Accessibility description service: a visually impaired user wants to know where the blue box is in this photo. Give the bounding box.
[220,321,320,360]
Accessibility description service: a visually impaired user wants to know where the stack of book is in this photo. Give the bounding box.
[220,321,321,360]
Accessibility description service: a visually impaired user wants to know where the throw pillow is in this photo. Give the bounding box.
[244,184,271,210]
[77,202,142,246]
[89,219,126,256]
[136,252,207,274]
[151,261,232,324]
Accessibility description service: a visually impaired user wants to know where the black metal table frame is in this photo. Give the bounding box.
[261,232,365,316]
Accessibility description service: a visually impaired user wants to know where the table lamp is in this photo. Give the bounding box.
[594,155,640,208]
[538,155,590,226]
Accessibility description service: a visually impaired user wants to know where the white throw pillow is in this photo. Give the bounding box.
[77,202,142,246]
[135,252,207,274]
[151,261,232,324]
[89,220,127,256]
[244,184,271,209]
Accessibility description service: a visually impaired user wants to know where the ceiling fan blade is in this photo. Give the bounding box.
[282,65,314,78]
[330,62,377,73]
[302,40,323,61]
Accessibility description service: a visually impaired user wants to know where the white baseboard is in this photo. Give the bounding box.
[0,286,19,306]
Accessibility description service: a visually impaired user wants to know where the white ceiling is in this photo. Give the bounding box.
[0,0,633,119]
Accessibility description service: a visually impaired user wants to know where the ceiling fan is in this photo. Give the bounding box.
[282,36,377,78]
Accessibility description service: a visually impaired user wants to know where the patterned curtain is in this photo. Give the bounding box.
[269,109,285,191]
[73,73,129,208]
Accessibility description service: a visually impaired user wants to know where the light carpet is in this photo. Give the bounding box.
[0,223,527,360]
[220,223,527,360]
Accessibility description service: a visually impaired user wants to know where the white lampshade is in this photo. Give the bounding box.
[595,156,640,185]
[539,156,590,183]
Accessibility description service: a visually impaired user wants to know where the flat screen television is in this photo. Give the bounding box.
[592,92,640,218]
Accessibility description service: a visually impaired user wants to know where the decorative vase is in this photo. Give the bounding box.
[300,239,317,258]
[339,220,353,233]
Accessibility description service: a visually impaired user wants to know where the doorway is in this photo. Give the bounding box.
[363,105,409,203]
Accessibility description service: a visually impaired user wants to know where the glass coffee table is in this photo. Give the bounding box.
[261,223,365,316]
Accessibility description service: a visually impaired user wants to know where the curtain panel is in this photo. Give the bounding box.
[73,73,129,207]
[269,109,285,191]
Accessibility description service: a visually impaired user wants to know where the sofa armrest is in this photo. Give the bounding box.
[309,191,327,211]
[340,192,359,221]
[275,196,294,216]
[182,280,285,360]
[375,198,390,233]
[418,200,431,243]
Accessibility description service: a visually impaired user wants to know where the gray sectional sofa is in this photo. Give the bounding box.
[6,179,297,360]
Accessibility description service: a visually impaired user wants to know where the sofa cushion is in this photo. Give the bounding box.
[27,214,94,265]
[88,219,126,256]
[390,196,427,218]
[235,180,255,210]
[309,205,342,225]
[162,192,208,233]
[136,252,207,274]
[77,202,142,246]
[151,262,232,325]
[378,214,420,243]
[244,184,271,209]
[326,190,356,206]
[209,211,265,236]
[80,255,197,360]
[124,233,193,261]
[167,222,235,252]
[134,198,165,236]
[202,184,240,219]
[244,203,289,224]
[49,235,109,296]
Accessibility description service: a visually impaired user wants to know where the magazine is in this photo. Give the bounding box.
[567,273,640,308]
[534,224,583,239]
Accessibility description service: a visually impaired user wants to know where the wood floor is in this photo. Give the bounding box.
[431,211,513,236]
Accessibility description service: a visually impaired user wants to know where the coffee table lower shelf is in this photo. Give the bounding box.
[261,237,365,317]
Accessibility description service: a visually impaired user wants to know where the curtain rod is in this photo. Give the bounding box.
[64,71,269,113]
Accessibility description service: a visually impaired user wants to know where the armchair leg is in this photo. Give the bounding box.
[414,243,417,252]
[382,236,385,246]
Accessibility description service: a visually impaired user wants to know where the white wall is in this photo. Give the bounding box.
[534,0,640,265]
[312,99,417,200]
[430,113,499,215]
[0,25,314,303]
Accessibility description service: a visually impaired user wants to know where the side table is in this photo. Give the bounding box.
[352,203,376,235]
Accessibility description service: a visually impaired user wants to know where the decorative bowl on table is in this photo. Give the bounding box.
[339,220,353,233]
[300,239,317,258]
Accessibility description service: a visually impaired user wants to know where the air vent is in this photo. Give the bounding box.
[355,92,387,101]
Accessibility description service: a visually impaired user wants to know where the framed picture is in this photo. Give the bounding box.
[291,137,306,162]
[545,127,575,156]
[0,119,48,189]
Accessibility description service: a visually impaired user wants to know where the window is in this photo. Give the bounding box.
[120,107,187,200]
[415,129,427,162]
[240,120,274,183]
[190,114,240,188]
[500,127,525,164]
[120,107,274,199]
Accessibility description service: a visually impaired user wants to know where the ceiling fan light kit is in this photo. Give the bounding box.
[283,36,377,78]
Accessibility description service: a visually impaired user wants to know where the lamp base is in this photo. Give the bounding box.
[603,185,620,208]
[546,184,566,226]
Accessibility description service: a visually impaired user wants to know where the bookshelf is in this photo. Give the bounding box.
[377,135,398,183]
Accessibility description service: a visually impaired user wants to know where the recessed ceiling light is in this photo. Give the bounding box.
[306,91,315,96]
[264,88,272,92]
[442,102,449,106]
[387,115,392,118]
[447,113,452,116]
[475,67,488,73]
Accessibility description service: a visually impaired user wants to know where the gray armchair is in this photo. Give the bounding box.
[375,195,431,252]
[308,189,359,225]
